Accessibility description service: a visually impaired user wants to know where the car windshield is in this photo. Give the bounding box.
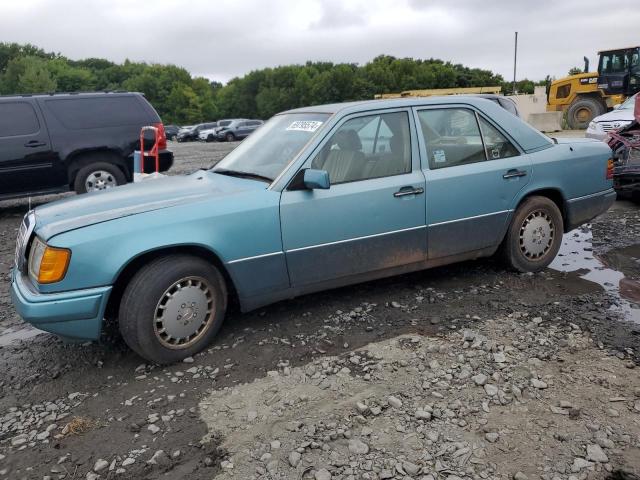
[618,94,638,110]
[212,113,330,181]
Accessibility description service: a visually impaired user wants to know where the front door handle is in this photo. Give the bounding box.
[394,186,424,197]
[503,169,527,179]
[24,140,46,148]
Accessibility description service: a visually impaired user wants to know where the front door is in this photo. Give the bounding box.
[280,109,427,287]
[0,100,60,198]
[414,106,532,259]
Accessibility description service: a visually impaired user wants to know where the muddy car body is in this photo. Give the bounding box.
[11,97,616,363]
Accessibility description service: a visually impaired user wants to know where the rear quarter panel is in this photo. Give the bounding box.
[520,140,612,202]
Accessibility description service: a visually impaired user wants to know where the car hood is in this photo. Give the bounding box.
[593,108,635,123]
[35,171,266,240]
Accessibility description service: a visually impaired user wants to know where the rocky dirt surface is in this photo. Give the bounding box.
[0,140,639,480]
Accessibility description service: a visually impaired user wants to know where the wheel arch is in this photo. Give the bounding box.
[104,245,240,321]
[511,187,568,232]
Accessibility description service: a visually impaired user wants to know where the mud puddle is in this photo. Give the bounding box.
[551,226,640,323]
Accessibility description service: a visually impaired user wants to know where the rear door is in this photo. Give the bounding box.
[414,106,531,259]
[0,100,62,197]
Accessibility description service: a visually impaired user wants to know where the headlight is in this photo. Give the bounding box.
[28,237,71,284]
[588,121,598,131]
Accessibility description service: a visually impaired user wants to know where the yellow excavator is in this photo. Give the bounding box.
[547,46,640,129]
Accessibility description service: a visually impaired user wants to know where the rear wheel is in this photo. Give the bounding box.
[118,255,227,364]
[73,161,126,194]
[567,97,605,129]
[206,134,215,143]
[501,196,564,272]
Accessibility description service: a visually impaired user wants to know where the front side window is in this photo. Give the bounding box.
[478,117,519,159]
[213,112,330,181]
[0,102,40,137]
[418,108,485,169]
[311,111,411,184]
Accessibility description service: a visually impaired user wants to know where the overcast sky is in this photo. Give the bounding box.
[3,0,640,85]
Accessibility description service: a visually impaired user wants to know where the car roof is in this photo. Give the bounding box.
[0,91,140,99]
[281,96,551,153]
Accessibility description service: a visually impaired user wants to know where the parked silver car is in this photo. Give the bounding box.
[585,94,637,141]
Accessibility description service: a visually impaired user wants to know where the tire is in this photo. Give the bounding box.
[73,161,126,194]
[118,255,227,364]
[225,132,236,142]
[567,97,605,129]
[501,196,564,273]
[170,135,177,141]
[206,134,215,143]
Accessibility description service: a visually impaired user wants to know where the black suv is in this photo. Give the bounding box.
[0,92,173,200]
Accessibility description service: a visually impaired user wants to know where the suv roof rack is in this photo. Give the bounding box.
[0,91,136,98]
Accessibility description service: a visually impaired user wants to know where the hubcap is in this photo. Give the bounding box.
[85,171,117,191]
[154,276,214,349]
[519,210,555,259]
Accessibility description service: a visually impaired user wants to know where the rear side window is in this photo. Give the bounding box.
[478,116,519,159]
[44,96,150,129]
[0,102,40,137]
[418,108,486,169]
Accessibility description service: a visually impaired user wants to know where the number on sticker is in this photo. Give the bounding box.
[286,121,323,132]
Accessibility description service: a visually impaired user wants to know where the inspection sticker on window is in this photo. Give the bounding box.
[432,149,447,163]
[286,120,323,132]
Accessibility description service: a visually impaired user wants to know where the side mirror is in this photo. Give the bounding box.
[303,169,330,190]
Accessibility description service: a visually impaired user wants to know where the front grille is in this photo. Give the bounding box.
[14,211,35,273]
[600,121,631,132]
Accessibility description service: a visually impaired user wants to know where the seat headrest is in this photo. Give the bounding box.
[334,129,362,151]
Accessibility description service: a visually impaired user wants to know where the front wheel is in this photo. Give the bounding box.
[225,132,236,142]
[118,255,228,364]
[501,196,564,272]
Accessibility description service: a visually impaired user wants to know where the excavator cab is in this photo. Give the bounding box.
[597,47,640,97]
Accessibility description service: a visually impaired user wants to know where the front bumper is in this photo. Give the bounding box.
[565,188,616,231]
[614,170,640,197]
[585,129,607,141]
[10,270,111,340]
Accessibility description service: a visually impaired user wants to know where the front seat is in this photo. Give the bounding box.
[320,130,366,183]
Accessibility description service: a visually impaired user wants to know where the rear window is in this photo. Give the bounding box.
[44,96,151,129]
[0,102,40,137]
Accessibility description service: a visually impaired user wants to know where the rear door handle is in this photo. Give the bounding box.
[503,169,527,179]
[394,186,424,197]
[24,140,46,148]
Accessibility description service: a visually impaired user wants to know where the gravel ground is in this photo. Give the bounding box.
[0,139,639,480]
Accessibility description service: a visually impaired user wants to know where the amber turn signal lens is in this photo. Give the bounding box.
[606,158,614,180]
[38,246,71,284]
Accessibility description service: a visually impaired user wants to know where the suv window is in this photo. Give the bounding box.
[478,116,519,159]
[418,108,485,169]
[311,111,411,184]
[0,102,40,137]
[44,96,149,129]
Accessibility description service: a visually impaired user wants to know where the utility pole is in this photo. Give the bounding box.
[512,31,518,95]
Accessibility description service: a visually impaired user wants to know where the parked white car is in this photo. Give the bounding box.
[585,94,637,141]
[198,128,217,142]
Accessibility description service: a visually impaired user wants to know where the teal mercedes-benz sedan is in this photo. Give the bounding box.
[11,97,616,363]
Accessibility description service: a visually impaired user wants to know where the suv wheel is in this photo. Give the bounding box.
[501,196,564,272]
[206,134,215,143]
[225,132,236,142]
[118,255,228,364]
[74,162,126,194]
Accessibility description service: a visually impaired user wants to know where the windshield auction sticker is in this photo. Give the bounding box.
[286,120,323,132]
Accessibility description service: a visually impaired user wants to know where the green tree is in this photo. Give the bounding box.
[568,67,583,76]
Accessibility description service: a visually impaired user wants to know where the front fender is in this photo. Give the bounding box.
[38,190,287,301]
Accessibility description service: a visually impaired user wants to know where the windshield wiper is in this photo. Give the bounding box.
[213,168,274,183]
